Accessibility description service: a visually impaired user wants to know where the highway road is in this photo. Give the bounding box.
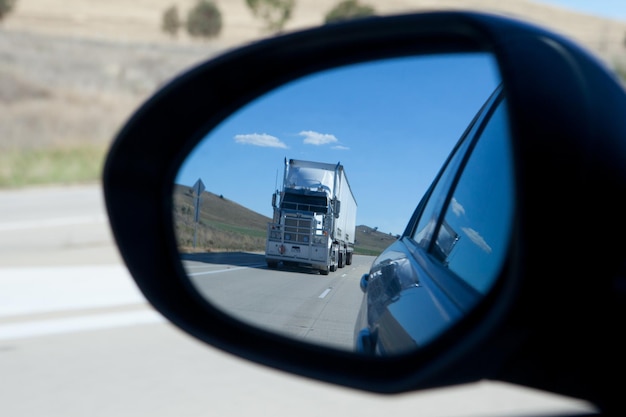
[0,184,596,417]
[183,252,372,351]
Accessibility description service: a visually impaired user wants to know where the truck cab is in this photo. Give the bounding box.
[265,158,357,275]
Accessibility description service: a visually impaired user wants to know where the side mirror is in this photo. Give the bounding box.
[333,199,341,218]
[104,11,626,414]
[359,273,369,293]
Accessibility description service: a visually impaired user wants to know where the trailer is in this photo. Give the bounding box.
[265,158,357,275]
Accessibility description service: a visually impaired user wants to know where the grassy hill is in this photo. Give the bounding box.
[2,1,624,188]
[173,184,395,256]
[173,184,271,252]
[354,225,399,256]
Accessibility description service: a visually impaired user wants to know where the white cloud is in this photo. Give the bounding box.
[234,133,287,148]
[299,130,339,146]
[451,197,465,217]
[332,145,350,150]
[461,227,492,254]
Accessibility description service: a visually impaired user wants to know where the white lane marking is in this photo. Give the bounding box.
[318,288,332,299]
[0,265,142,317]
[0,310,165,341]
[0,215,107,232]
[0,265,165,340]
[186,264,266,276]
[182,264,215,270]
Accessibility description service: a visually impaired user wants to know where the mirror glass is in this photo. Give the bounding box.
[173,53,502,353]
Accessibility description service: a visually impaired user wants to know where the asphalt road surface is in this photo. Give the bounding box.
[0,184,597,417]
[183,252,372,351]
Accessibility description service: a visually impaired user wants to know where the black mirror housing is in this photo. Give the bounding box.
[104,11,626,414]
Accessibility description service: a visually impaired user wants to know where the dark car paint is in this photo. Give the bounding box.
[354,85,510,356]
[355,238,478,355]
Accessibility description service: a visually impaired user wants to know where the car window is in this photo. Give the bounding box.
[432,99,513,293]
[411,88,502,248]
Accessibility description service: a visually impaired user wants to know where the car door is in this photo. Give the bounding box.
[355,85,515,355]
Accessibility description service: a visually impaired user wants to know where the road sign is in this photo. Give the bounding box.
[192,178,205,248]
[192,179,205,196]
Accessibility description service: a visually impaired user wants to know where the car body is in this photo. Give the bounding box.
[355,85,511,355]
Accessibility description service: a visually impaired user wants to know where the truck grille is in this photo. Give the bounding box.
[284,217,312,243]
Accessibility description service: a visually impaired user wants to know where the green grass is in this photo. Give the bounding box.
[0,145,107,188]
[204,220,268,239]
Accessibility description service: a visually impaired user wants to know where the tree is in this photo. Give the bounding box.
[162,5,181,38]
[0,0,16,22]
[186,0,222,39]
[324,0,375,24]
[245,0,295,34]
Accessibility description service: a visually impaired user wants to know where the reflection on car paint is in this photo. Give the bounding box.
[354,87,513,355]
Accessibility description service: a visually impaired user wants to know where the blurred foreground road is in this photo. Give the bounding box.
[0,184,596,417]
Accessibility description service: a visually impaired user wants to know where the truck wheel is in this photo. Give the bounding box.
[338,253,344,268]
[346,252,353,265]
[330,263,336,272]
[320,268,329,275]
[267,261,278,269]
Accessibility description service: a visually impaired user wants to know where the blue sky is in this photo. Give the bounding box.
[537,0,626,20]
[177,53,500,235]
[176,2,625,236]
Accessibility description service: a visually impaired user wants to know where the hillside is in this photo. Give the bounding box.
[174,184,271,252]
[1,0,625,183]
[173,184,394,255]
[354,225,399,256]
[4,0,626,57]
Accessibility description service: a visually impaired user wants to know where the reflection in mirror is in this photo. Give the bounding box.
[173,53,502,353]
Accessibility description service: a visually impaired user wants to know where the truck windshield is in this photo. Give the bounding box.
[281,193,328,213]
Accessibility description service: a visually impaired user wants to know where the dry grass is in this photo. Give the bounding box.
[0,29,214,186]
[5,0,626,54]
[354,225,399,256]
[1,1,625,187]
[172,185,395,254]
[0,144,107,187]
[173,186,271,252]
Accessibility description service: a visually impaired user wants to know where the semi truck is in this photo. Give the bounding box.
[265,158,357,275]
